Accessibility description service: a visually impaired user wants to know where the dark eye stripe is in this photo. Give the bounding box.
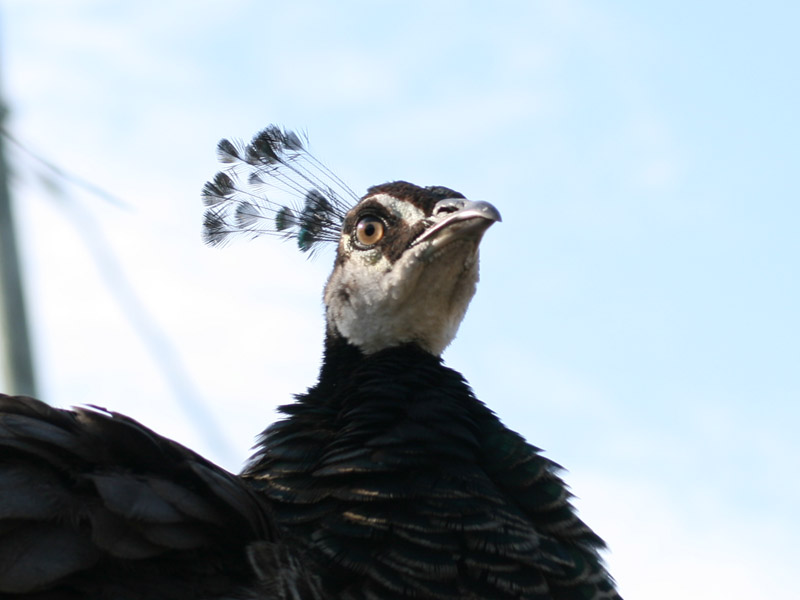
[342,194,430,264]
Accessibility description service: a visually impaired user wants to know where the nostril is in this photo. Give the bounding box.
[433,200,463,216]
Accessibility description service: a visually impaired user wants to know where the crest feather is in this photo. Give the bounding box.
[201,125,358,251]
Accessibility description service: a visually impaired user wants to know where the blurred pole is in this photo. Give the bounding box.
[0,57,38,396]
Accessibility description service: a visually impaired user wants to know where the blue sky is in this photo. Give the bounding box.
[2,2,798,598]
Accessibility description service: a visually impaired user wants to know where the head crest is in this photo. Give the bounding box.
[201,125,359,253]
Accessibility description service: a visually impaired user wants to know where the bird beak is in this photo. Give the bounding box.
[412,200,502,248]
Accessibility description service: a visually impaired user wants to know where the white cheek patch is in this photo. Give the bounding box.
[339,233,388,269]
[324,251,407,351]
[324,240,480,356]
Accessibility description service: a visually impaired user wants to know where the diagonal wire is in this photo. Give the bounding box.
[2,128,238,466]
[1,126,131,211]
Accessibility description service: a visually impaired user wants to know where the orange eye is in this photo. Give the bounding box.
[355,216,385,246]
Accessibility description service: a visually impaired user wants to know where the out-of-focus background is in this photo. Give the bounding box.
[1,2,797,597]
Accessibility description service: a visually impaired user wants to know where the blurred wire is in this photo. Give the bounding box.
[1,126,131,210]
[0,109,37,396]
[1,127,238,466]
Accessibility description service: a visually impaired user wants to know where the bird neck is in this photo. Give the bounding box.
[315,332,368,394]
[315,333,454,406]
[312,334,485,453]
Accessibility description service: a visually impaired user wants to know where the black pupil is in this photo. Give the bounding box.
[364,223,375,237]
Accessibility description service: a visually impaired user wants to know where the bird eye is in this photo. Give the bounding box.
[355,216,385,247]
